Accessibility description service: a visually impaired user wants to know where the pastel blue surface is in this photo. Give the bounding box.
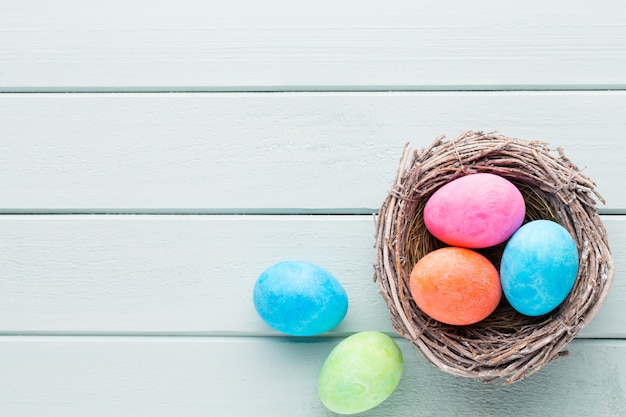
[253,260,348,336]
[500,220,579,316]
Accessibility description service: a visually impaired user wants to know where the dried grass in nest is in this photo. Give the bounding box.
[373,131,614,384]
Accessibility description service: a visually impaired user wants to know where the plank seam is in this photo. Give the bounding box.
[0,209,623,216]
[2,87,626,94]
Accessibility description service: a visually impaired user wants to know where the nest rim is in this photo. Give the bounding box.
[374,131,614,384]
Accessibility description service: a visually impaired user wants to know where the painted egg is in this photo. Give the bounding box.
[500,220,579,316]
[409,247,502,325]
[424,173,526,248]
[318,331,403,415]
[253,260,348,336]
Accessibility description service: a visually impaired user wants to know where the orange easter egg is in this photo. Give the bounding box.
[409,247,501,326]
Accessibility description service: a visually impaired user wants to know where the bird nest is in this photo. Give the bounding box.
[374,131,614,384]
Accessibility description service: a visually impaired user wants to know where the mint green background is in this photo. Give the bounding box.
[1,1,624,416]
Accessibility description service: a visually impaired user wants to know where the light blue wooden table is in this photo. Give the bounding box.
[1,1,625,416]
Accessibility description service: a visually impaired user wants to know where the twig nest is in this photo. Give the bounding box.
[374,131,614,384]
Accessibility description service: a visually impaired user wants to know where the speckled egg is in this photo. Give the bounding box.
[424,173,526,248]
[500,220,579,316]
[253,260,348,336]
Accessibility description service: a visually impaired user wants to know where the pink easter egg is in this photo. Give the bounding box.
[423,173,525,248]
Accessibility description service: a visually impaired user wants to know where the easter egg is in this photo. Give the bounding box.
[409,247,501,325]
[253,260,348,336]
[318,331,403,415]
[424,173,526,248]
[500,220,579,316]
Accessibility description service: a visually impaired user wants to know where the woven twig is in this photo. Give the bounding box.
[374,131,614,384]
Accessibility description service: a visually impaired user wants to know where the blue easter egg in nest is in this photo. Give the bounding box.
[500,220,579,316]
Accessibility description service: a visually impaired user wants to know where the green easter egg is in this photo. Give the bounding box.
[318,331,403,414]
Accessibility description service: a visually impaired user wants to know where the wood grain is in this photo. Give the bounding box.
[1,91,625,211]
[0,215,622,338]
[0,336,624,417]
[2,0,625,91]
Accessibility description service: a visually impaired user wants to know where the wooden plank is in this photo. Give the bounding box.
[0,336,624,416]
[1,0,625,91]
[1,91,625,211]
[0,215,622,338]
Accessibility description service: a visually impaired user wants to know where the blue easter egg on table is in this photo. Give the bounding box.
[253,260,348,336]
[500,220,579,316]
